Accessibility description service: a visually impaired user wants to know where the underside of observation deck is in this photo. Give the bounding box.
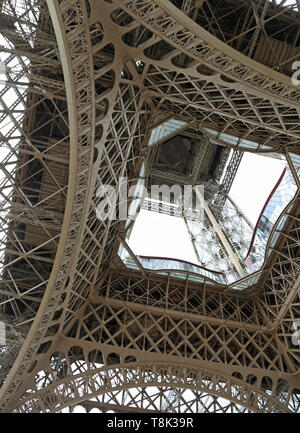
[0,0,299,413]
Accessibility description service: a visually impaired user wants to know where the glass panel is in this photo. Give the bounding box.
[204,128,274,151]
[289,152,300,168]
[137,256,226,284]
[244,169,298,272]
[148,118,187,146]
[229,272,261,291]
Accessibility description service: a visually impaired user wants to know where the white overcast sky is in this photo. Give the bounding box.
[229,153,286,226]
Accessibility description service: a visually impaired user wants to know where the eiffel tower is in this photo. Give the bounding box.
[0,0,299,413]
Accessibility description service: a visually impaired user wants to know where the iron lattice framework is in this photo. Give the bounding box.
[0,0,299,413]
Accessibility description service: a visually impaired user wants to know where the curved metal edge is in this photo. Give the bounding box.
[0,0,79,409]
[245,168,287,260]
[154,0,299,90]
[16,362,292,413]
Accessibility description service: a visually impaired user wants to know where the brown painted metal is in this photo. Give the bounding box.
[0,0,299,413]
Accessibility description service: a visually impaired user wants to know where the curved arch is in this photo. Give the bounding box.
[1,0,133,410]
[16,363,291,413]
[1,0,299,416]
[114,0,300,108]
[245,169,286,260]
[0,0,119,410]
[0,0,82,409]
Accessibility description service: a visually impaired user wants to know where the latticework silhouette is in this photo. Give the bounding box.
[0,0,299,413]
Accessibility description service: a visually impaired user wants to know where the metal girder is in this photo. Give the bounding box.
[0,0,299,414]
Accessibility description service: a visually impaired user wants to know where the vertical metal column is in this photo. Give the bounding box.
[194,186,246,278]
